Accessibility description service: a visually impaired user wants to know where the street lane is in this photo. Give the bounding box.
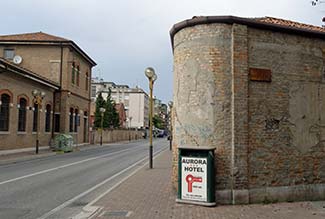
[0,138,168,219]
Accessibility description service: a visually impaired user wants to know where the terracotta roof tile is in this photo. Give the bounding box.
[0,32,69,41]
[254,16,325,33]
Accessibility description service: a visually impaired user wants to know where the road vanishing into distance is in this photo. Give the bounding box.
[0,138,168,219]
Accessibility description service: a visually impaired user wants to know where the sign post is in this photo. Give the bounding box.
[177,146,216,206]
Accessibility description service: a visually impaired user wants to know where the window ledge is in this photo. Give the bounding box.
[0,131,10,135]
[17,132,27,135]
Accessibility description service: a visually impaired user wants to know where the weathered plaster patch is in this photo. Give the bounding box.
[175,57,215,146]
[289,82,324,153]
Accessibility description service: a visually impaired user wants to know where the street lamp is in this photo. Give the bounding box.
[99,107,106,146]
[32,89,46,154]
[168,101,173,151]
[145,67,157,169]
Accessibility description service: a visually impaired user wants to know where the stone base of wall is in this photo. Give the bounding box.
[216,184,325,205]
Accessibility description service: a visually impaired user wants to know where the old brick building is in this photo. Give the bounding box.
[170,16,325,204]
[0,32,96,150]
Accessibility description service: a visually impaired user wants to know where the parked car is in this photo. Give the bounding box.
[153,128,166,138]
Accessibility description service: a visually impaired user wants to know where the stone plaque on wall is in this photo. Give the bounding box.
[249,68,272,82]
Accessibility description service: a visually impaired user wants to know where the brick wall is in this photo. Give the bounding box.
[90,129,144,144]
[0,72,54,150]
[0,45,61,83]
[173,23,233,193]
[247,28,325,202]
[172,22,325,204]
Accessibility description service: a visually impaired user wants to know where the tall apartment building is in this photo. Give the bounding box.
[0,32,96,150]
[154,97,168,130]
[91,80,149,129]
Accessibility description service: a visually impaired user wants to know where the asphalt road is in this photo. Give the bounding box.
[0,138,169,219]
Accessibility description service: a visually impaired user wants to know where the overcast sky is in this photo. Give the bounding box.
[1,0,324,103]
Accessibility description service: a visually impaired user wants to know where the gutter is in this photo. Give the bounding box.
[60,44,63,87]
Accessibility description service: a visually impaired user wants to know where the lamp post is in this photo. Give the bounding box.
[99,107,106,146]
[168,101,173,151]
[145,67,157,169]
[32,89,46,154]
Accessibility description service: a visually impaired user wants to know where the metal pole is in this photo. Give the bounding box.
[149,79,153,169]
[100,112,103,146]
[169,107,172,151]
[36,101,40,154]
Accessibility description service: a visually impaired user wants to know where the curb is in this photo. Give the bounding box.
[0,151,57,166]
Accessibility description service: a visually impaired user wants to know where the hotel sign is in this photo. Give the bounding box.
[181,157,207,202]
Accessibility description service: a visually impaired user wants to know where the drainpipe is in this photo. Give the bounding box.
[59,44,63,133]
[51,90,56,139]
[88,68,91,144]
[60,44,63,87]
[51,45,63,141]
[231,31,235,205]
[231,142,235,205]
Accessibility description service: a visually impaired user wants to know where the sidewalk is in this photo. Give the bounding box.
[0,144,95,165]
[89,150,325,219]
[0,147,56,165]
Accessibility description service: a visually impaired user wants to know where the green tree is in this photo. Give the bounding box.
[94,92,106,128]
[104,89,120,128]
[153,114,164,129]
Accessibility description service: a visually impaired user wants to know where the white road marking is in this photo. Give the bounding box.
[0,146,142,186]
[38,146,168,219]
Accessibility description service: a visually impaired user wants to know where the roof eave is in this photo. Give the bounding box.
[170,16,325,50]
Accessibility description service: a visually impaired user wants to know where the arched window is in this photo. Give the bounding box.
[76,66,80,86]
[71,62,75,84]
[32,103,38,132]
[45,104,51,132]
[74,108,79,132]
[85,72,89,91]
[0,94,10,131]
[18,98,27,132]
[69,107,74,132]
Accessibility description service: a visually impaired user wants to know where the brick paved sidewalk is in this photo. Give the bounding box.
[91,150,325,219]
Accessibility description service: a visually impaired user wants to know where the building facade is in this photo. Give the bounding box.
[91,80,149,129]
[115,103,127,128]
[170,16,325,204]
[0,32,96,150]
[154,98,168,130]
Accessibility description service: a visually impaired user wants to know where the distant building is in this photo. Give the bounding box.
[91,80,149,129]
[115,103,126,128]
[0,32,96,150]
[153,97,168,130]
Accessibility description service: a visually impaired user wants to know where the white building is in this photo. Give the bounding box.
[91,79,149,128]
